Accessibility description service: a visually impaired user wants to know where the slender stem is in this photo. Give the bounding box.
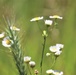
[51,56,57,68]
[40,36,46,75]
[27,64,32,75]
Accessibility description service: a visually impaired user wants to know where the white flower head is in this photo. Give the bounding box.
[49,15,63,19]
[0,32,5,38]
[56,44,64,49]
[30,16,43,22]
[10,26,20,31]
[46,69,54,75]
[53,70,63,75]
[2,37,13,47]
[45,20,53,26]
[49,46,60,53]
[29,61,36,68]
[55,51,62,56]
[46,53,51,57]
[24,56,31,63]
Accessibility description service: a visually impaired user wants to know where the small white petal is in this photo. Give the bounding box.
[0,32,5,38]
[45,20,53,25]
[24,56,31,63]
[49,46,60,53]
[56,44,64,49]
[10,26,20,31]
[55,51,62,56]
[53,70,63,75]
[49,15,63,19]
[30,16,43,21]
[46,69,54,74]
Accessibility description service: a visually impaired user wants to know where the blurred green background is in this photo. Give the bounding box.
[0,0,76,75]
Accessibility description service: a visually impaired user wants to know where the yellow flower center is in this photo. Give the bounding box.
[35,17,40,20]
[53,15,59,18]
[6,40,11,45]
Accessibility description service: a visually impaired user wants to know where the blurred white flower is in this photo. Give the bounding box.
[44,20,53,25]
[46,69,54,75]
[46,53,51,56]
[53,70,63,75]
[49,15,63,19]
[30,16,43,21]
[56,44,64,49]
[24,56,31,63]
[10,26,20,31]
[55,51,62,56]
[49,46,60,53]
[0,32,5,38]
[29,61,36,68]
[2,37,13,47]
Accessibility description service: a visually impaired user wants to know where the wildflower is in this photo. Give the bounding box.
[42,30,48,37]
[29,61,36,68]
[56,44,64,50]
[34,69,39,75]
[49,46,60,53]
[30,16,43,22]
[46,53,51,57]
[55,51,62,56]
[45,20,53,26]
[10,26,20,31]
[53,70,63,75]
[0,32,5,38]
[49,15,63,19]
[46,69,54,75]
[2,37,13,47]
[24,56,31,63]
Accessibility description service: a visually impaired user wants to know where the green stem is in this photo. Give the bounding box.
[27,64,32,75]
[40,36,46,75]
[51,57,57,68]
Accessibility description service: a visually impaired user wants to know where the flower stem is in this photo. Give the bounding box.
[40,36,46,75]
[51,57,57,68]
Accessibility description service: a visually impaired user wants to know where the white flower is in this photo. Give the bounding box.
[0,32,5,38]
[49,46,60,53]
[10,26,20,31]
[45,20,53,25]
[49,15,63,19]
[46,53,51,56]
[56,44,64,49]
[24,56,31,63]
[29,61,36,68]
[55,51,62,56]
[30,16,43,21]
[53,70,63,75]
[2,37,13,47]
[46,69,54,74]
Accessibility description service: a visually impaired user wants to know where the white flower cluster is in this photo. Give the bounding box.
[46,69,63,75]
[30,15,63,26]
[24,56,36,68]
[49,44,64,56]
[0,26,20,48]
